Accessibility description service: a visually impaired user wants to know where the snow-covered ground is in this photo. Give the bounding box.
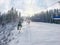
[0,22,18,45]
[8,22,60,45]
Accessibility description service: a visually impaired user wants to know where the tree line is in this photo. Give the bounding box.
[31,9,60,24]
[0,7,21,25]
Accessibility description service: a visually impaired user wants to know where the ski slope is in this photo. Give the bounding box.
[8,22,60,45]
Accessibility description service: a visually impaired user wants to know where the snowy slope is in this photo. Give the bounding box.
[0,22,18,45]
[8,22,60,45]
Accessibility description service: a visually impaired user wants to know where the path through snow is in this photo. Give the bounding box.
[8,22,60,45]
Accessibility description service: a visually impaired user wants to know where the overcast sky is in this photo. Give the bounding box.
[0,0,60,16]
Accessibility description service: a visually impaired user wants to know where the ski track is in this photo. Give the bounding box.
[8,22,60,45]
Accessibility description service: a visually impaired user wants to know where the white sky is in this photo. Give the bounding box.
[0,0,60,16]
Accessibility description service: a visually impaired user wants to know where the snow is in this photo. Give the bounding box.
[0,22,18,45]
[8,22,60,45]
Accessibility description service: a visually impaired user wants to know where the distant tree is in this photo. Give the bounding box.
[31,9,60,24]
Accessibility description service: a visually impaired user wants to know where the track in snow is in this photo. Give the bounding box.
[8,22,60,45]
